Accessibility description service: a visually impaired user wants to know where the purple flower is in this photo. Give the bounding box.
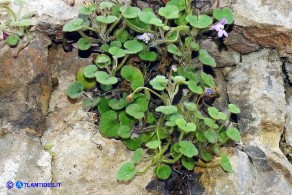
[210,18,228,38]
[137,33,154,44]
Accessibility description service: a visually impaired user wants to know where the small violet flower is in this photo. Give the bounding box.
[210,18,228,38]
[137,33,154,44]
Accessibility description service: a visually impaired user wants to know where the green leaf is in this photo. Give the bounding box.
[117,162,136,181]
[96,15,118,24]
[158,5,179,19]
[147,112,156,124]
[63,18,86,32]
[83,65,97,78]
[95,54,111,68]
[10,19,32,27]
[110,40,122,48]
[138,51,157,61]
[99,2,114,9]
[199,49,216,67]
[109,98,127,110]
[6,34,19,46]
[146,140,160,149]
[82,97,100,110]
[185,37,199,51]
[228,104,240,114]
[217,112,227,120]
[176,118,196,132]
[213,7,234,24]
[100,110,120,138]
[179,141,198,157]
[167,44,182,56]
[117,125,131,139]
[79,3,97,15]
[125,17,152,33]
[182,157,195,170]
[124,40,144,54]
[166,0,186,11]
[220,154,232,172]
[226,127,241,141]
[186,15,212,28]
[98,97,110,114]
[76,66,96,90]
[149,75,168,91]
[126,104,144,119]
[121,66,144,90]
[101,44,110,52]
[204,130,218,143]
[123,7,141,18]
[67,81,83,99]
[123,137,142,151]
[172,76,186,84]
[155,105,178,115]
[109,47,127,58]
[183,102,197,111]
[188,81,203,94]
[196,132,206,142]
[132,148,144,163]
[95,71,118,85]
[201,151,213,162]
[208,107,226,120]
[204,118,215,128]
[77,38,91,50]
[166,30,179,42]
[44,143,53,151]
[138,11,162,26]
[119,111,135,128]
[155,164,172,180]
[200,72,214,87]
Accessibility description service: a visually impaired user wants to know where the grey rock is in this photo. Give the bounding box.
[231,0,292,29]
[0,126,52,195]
[200,39,241,67]
[285,86,292,147]
[285,58,292,84]
[227,49,286,139]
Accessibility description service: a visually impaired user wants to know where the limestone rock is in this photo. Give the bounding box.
[200,39,241,67]
[0,32,52,133]
[0,125,52,195]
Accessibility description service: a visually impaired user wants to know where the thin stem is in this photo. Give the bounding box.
[0,5,17,21]
[195,159,220,168]
[113,54,129,75]
[105,10,124,36]
[78,31,101,43]
[108,22,126,41]
[129,87,169,104]
[162,154,183,164]
[13,29,29,58]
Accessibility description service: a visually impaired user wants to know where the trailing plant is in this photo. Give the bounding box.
[64,0,240,181]
[0,0,34,57]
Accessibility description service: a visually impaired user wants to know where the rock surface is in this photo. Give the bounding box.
[0,32,52,133]
[223,0,292,54]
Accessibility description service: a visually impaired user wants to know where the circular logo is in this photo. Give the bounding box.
[6,181,14,189]
[16,181,23,189]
